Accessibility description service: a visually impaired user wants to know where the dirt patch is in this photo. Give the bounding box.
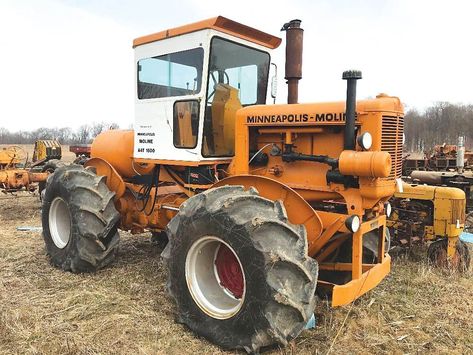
[0,194,472,354]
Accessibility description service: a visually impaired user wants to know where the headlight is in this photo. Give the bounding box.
[357,132,372,150]
[385,202,392,217]
[345,215,360,233]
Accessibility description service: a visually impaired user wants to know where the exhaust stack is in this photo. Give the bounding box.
[342,70,362,150]
[457,136,465,173]
[282,19,303,104]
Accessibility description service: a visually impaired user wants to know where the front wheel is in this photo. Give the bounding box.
[41,165,120,272]
[427,239,470,272]
[39,159,65,200]
[163,185,318,353]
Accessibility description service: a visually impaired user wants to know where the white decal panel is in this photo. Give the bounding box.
[134,125,157,158]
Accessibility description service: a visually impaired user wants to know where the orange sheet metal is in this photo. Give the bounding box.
[331,255,390,307]
[133,16,281,49]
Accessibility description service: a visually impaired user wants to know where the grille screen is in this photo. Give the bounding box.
[451,199,466,224]
[381,116,404,179]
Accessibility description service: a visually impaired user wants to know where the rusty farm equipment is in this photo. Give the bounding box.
[387,182,470,271]
[403,136,473,176]
[0,145,47,193]
[0,142,63,194]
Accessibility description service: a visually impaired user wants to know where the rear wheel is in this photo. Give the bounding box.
[150,231,168,249]
[427,239,470,272]
[163,185,318,353]
[41,165,120,272]
[465,212,473,232]
[39,159,65,200]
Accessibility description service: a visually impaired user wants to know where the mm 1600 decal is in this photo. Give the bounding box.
[246,112,357,124]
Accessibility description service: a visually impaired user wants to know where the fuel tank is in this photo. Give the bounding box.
[91,129,153,178]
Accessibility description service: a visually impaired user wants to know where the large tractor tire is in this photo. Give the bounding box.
[39,159,65,200]
[163,186,318,353]
[427,239,470,272]
[150,231,169,250]
[41,165,120,273]
[465,212,473,233]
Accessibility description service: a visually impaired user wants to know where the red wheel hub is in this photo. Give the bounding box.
[215,244,244,299]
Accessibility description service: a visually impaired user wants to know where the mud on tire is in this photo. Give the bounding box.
[162,185,318,353]
[41,165,120,273]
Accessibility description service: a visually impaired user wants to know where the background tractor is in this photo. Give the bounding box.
[41,17,404,352]
[387,182,470,271]
[31,139,62,166]
[0,141,62,193]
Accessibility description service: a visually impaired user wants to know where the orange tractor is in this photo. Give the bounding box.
[41,17,403,352]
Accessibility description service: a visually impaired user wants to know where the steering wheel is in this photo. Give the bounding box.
[207,70,230,102]
[6,145,27,161]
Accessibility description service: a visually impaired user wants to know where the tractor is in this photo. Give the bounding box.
[41,17,404,352]
[387,182,470,271]
[0,143,59,193]
[31,139,62,166]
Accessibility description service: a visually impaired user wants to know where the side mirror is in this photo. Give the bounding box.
[270,63,278,103]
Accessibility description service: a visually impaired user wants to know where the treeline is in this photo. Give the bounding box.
[0,122,119,145]
[404,102,473,152]
[1,103,472,151]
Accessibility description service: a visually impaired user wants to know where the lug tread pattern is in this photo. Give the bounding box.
[163,185,318,353]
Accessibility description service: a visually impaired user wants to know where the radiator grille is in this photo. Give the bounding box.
[381,116,404,179]
[451,199,466,224]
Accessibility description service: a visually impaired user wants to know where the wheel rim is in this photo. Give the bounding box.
[48,197,72,249]
[185,236,246,319]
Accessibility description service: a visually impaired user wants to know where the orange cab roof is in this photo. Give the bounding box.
[133,16,282,49]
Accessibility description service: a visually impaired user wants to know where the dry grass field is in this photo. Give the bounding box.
[0,193,472,355]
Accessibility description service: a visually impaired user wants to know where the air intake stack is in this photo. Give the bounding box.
[457,136,465,173]
[342,70,362,150]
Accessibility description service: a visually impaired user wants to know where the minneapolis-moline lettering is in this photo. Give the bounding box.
[246,114,309,124]
[246,112,349,124]
[138,139,153,144]
[315,113,346,122]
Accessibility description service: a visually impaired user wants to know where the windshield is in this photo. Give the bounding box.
[206,37,270,105]
[203,37,270,157]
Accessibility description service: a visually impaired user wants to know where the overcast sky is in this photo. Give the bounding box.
[1,0,472,131]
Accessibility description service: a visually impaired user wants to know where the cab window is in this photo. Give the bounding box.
[173,100,199,148]
[138,47,204,99]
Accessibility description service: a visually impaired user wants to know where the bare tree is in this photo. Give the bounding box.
[0,122,120,145]
[76,125,91,144]
[405,102,473,152]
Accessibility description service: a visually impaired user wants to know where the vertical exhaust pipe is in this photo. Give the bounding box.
[281,19,303,104]
[457,136,465,173]
[342,70,362,150]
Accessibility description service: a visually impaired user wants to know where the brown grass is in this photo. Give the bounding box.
[0,194,472,354]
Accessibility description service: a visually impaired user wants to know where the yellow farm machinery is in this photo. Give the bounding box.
[0,141,62,193]
[387,182,470,271]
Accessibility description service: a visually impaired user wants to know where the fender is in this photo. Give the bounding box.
[213,175,323,253]
[84,157,126,200]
